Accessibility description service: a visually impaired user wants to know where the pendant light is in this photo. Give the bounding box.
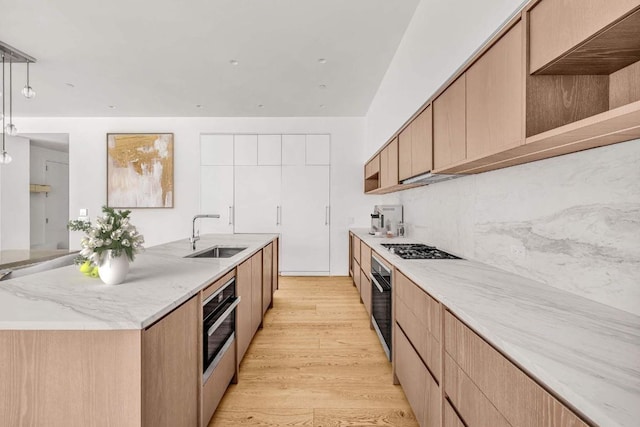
[22,60,35,99]
[1,54,11,165]
[4,56,17,136]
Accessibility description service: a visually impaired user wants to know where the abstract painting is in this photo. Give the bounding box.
[107,133,174,208]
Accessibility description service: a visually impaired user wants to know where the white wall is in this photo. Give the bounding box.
[0,136,31,250]
[364,0,640,315]
[30,145,69,249]
[14,116,371,275]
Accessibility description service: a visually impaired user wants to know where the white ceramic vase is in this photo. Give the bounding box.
[98,250,130,285]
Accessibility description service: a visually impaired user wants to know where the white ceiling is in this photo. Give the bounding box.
[0,0,420,117]
[21,133,69,152]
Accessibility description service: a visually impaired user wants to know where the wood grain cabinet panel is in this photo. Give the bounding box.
[395,325,440,427]
[412,105,433,176]
[529,0,640,74]
[360,242,371,275]
[444,353,512,427]
[352,236,361,267]
[395,270,441,381]
[142,296,199,427]
[388,137,399,187]
[272,237,279,291]
[380,145,390,188]
[201,338,236,427]
[466,21,524,160]
[353,263,361,292]
[444,312,588,427]
[398,126,413,181]
[236,258,253,362]
[360,267,372,315]
[262,243,273,314]
[444,400,466,427]
[251,250,263,335]
[434,75,467,170]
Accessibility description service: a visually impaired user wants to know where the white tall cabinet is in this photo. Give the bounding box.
[200,133,331,275]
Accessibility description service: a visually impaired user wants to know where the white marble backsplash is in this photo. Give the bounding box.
[385,139,640,315]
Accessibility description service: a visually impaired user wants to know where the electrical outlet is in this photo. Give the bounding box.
[79,208,88,217]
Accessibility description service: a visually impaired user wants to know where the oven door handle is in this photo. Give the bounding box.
[207,296,241,337]
[370,274,385,293]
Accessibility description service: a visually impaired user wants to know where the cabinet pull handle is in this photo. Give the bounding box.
[228,206,233,225]
[276,206,281,225]
[325,206,330,225]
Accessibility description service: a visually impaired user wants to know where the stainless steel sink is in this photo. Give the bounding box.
[185,246,248,259]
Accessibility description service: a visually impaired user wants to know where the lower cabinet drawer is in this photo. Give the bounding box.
[444,353,511,427]
[353,261,361,292]
[360,268,371,315]
[395,324,440,427]
[202,340,236,427]
[444,399,465,427]
[444,311,588,427]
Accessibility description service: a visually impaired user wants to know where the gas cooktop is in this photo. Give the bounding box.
[380,243,461,260]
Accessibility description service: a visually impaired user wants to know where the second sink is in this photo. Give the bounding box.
[186,246,248,259]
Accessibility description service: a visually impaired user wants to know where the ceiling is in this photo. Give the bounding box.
[0,0,420,117]
[21,133,69,152]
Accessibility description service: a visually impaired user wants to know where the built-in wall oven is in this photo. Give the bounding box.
[371,254,392,360]
[202,277,240,382]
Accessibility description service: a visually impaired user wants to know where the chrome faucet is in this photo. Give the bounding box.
[190,214,221,250]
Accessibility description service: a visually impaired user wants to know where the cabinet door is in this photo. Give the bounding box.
[234,166,281,233]
[529,0,640,73]
[466,22,523,160]
[395,325,440,427]
[200,166,234,233]
[282,135,306,165]
[272,238,279,291]
[380,145,390,188]
[258,135,282,165]
[234,135,258,165]
[280,165,330,274]
[236,258,252,362]
[262,243,273,314]
[398,126,413,181]
[352,236,361,266]
[360,268,371,315]
[201,134,233,166]
[412,106,433,176]
[251,251,263,334]
[142,297,198,427]
[306,134,330,165]
[434,75,466,170]
[387,137,398,187]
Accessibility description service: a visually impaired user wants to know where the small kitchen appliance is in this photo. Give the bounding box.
[370,205,403,236]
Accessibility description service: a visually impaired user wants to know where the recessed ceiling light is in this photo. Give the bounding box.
[230,60,239,66]
[65,83,75,88]
[319,84,327,89]
[108,105,116,109]
[319,104,325,108]
[195,104,203,108]
[318,58,327,64]
[257,104,264,108]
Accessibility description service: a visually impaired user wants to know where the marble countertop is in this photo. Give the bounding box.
[0,249,76,270]
[351,229,640,427]
[0,234,277,330]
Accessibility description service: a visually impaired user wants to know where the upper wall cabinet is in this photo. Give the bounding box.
[282,135,306,165]
[433,75,466,171]
[529,0,640,74]
[258,135,282,165]
[364,0,640,191]
[234,135,258,165]
[306,135,331,165]
[380,138,399,189]
[399,105,433,181]
[466,21,524,160]
[201,134,234,166]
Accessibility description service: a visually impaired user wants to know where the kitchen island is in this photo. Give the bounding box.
[350,229,640,427]
[0,234,278,427]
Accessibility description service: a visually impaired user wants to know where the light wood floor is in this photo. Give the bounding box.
[208,276,418,426]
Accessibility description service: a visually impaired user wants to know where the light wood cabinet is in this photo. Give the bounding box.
[399,107,434,181]
[380,138,399,188]
[360,268,371,315]
[236,258,253,362]
[352,235,361,268]
[466,21,524,160]
[262,243,273,314]
[395,270,441,381]
[272,237,279,291]
[251,250,263,335]
[365,155,380,192]
[444,311,589,427]
[528,0,640,74]
[395,325,440,427]
[354,263,361,292]
[142,296,199,427]
[434,75,466,170]
[444,400,467,427]
[202,337,236,427]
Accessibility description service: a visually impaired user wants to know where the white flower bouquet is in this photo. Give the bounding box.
[68,206,145,268]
